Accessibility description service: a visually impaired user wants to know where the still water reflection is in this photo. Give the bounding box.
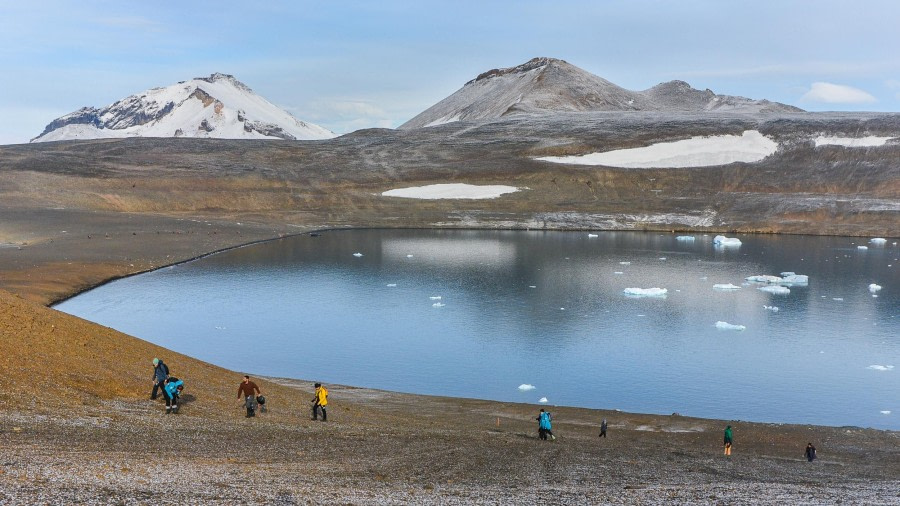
[56,230,899,429]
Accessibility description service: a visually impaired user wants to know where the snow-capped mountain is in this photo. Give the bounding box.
[32,73,335,142]
[400,57,803,129]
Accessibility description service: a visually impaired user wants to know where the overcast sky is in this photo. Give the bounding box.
[2,0,899,144]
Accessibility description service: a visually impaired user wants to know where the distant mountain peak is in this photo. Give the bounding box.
[33,74,334,143]
[401,58,803,129]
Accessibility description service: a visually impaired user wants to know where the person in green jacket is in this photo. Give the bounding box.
[723,425,733,456]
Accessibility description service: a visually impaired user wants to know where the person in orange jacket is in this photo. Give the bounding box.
[311,382,328,421]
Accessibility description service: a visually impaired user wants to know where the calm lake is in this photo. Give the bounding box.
[55,230,899,429]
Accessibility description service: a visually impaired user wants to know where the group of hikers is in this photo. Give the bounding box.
[151,358,327,420]
[154,357,818,461]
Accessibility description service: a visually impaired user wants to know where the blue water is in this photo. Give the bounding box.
[55,230,900,429]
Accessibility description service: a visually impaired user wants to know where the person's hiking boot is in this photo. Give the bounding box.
[172,404,179,414]
[166,407,171,414]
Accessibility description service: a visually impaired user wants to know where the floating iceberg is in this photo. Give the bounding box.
[619,261,631,265]
[538,397,548,404]
[869,283,882,293]
[713,283,741,290]
[746,275,783,284]
[763,305,780,312]
[406,254,414,258]
[588,233,599,238]
[676,236,696,241]
[624,287,668,298]
[870,238,887,245]
[713,235,742,247]
[429,296,442,300]
[352,252,363,257]
[758,286,790,295]
[715,321,746,331]
[881,411,892,415]
[857,245,868,250]
[432,302,445,308]
[867,365,894,371]
[386,283,397,287]
[518,384,536,391]
[833,297,844,301]
[614,271,624,275]
[746,274,808,286]
[780,272,796,277]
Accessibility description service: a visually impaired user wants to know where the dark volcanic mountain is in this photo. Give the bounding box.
[400,57,803,129]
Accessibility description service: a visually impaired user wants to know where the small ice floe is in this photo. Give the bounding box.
[538,397,549,404]
[619,261,631,265]
[659,257,667,261]
[623,287,668,298]
[432,302,446,308]
[780,272,796,277]
[352,252,364,257]
[857,245,868,250]
[867,365,894,371]
[759,286,791,295]
[881,411,892,415]
[870,238,887,245]
[588,233,599,238]
[429,296,442,300]
[518,384,536,391]
[529,285,537,288]
[746,275,783,284]
[713,283,742,291]
[763,305,780,312]
[869,283,882,293]
[614,271,624,275]
[676,236,696,242]
[746,274,808,286]
[214,326,227,330]
[560,307,565,311]
[406,254,414,258]
[781,275,808,285]
[386,283,397,287]
[833,297,844,301]
[713,235,742,247]
[716,321,746,331]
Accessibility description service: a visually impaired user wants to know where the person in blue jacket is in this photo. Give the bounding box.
[536,408,555,440]
[163,376,184,414]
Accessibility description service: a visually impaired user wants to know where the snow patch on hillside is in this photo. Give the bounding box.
[814,136,893,148]
[382,184,519,200]
[536,131,777,168]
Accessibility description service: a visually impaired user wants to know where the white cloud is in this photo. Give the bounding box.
[800,82,876,104]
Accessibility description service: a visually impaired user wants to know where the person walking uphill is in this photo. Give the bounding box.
[536,409,555,440]
[151,358,169,400]
[599,418,608,438]
[805,443,817,462]
[723,425,733,456]
[311,383,328,421]
[238,375,261,418]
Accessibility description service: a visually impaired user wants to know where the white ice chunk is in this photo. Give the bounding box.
[676,236,696,241]
[867,365,894,371]
[759,286,791,295]
[781,275,809,285]
[746,275,783,283]
[528,285,537,288]
[833,297,844,301]
[624,287,668,298]
[352,252,363,257]
[539,397,549,404]
[870,238,887,245]
[432,302,445,308]
[659,257,667,261]
[713,235,742,247]
[619,261,631,265]
[713,283,742,290]
[588,233,598,238]
[716,321,746,331]
[386,283,397,287]
[869,283,882,293]
[780,272,796,277]
[518,384,536,391]
[881,411,892,415]
[406,254,414,258]
[429,296,442,300]
[857,245,868,250]
[614,271,624,275]
[763,305,780,312]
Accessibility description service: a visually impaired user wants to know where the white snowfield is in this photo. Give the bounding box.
[33,73,335,142]
[381,184,519,199]
[623,287,668,298]
[814,136,894,148]
[536,131,777,168]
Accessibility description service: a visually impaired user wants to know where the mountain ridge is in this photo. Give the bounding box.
[32,73,335,142]
[401,57,803,129]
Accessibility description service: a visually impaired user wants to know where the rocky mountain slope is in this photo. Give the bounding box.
[401,57,803,129]
[32,73,335,142]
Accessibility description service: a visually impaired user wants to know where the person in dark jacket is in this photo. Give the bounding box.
[723,425,733,456]
[237,375,261,417]
[805,443,817,462]
[599,418,608,438]
[151,358,169,400]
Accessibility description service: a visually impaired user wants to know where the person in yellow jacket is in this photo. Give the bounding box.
[311,382,328,421]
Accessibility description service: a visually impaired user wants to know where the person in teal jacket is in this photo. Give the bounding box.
[163,377,184,414]
[536,409,555,440]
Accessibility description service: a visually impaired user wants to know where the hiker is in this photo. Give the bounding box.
[723,425,733,456]
[311,383,328,421]
[237,375,261,417]
[805,443,817,462]
[599,418,608,438]
[163,376,184,414]
[536,408,555,440]
[151,358,169,400]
